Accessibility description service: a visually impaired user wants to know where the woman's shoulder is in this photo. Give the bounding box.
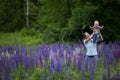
[82,39,86,43]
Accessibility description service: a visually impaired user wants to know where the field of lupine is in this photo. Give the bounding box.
[0,41,120,80]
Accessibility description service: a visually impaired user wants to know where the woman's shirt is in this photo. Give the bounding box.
[83,39,97,56]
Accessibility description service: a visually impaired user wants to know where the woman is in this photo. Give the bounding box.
[83,32,103,61]
[82,32,103,79]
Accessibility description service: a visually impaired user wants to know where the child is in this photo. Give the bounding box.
[90,20,103,43]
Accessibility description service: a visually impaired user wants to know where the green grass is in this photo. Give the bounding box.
[0,32,43,47]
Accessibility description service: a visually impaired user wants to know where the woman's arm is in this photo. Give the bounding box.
[84,32,94,42]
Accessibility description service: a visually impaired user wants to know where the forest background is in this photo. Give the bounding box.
[0,0,120,46]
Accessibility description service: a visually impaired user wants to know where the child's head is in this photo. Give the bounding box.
[94,20,99,26]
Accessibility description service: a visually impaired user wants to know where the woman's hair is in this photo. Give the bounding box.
[83,32,87,39]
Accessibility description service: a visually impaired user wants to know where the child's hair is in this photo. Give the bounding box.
[94,20,99,26]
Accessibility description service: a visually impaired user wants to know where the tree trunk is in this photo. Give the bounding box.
[26,0,29,27]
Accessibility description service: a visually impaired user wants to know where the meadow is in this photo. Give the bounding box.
[0,0,120,80]
[0,41,120,80]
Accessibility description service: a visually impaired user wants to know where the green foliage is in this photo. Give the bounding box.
[67,2,98,41]
[11,65,26,80]
[0,0,120,42]
[0,0,25,32]
[93,0,120,42]
[29,68,50,80]
[0,29,43,47]
[68,2,97,28]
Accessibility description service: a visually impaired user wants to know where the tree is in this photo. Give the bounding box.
[0,0,25,32]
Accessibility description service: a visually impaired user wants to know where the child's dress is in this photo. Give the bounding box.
[92,33,100,43]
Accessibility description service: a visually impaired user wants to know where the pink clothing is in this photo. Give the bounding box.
[90,26,103,30]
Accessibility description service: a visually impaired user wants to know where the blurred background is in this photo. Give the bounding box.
[0,0,120,46]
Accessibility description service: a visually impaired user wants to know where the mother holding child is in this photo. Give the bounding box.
[82,20,104,79]
[83,20,104,62]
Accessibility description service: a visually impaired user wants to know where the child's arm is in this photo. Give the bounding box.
[99,25,104,29]
[90,26,93,30]
[90,26,96,30]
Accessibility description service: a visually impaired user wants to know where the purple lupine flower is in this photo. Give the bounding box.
[78,54,85,80]
[39,54,43,67]
[81,60,85,80]
[66,43,72,55]
[42,56,46,68]
[63,50,67,61]
[1,45,6,53]
[14,44,20,54]
[10,58,17,72]
[113,49,120,62]
[52,58,58,72]
[44,46,50,59]
[106,47,111,79]
[0,47,2,55]
[56,58,63,74]
[36,47,43,67]
[49,50,55,62]
[46,47,50,59]
[72,51,77,68]
[59,44,64,59]
[110,43,117,70]
[96,43,101,58]
[49,65,55,75]
[66,53,71,66]
[12,54,19,68]
[36,46,41,55]
[49,50,56,74]
[24,57,29,68]
[7,45,13,54]
[78,54,82,71]
[89,61,95,80]
[111,77,120,80]
[4,73,10,80]
[0,58,3,74]
[0,55,11,80]
[49,49,63,74]
[21,45,27,56]
[29,57,34,69]
[103,45,111,80]
[103,45,108,68]
[50,44,58,54]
